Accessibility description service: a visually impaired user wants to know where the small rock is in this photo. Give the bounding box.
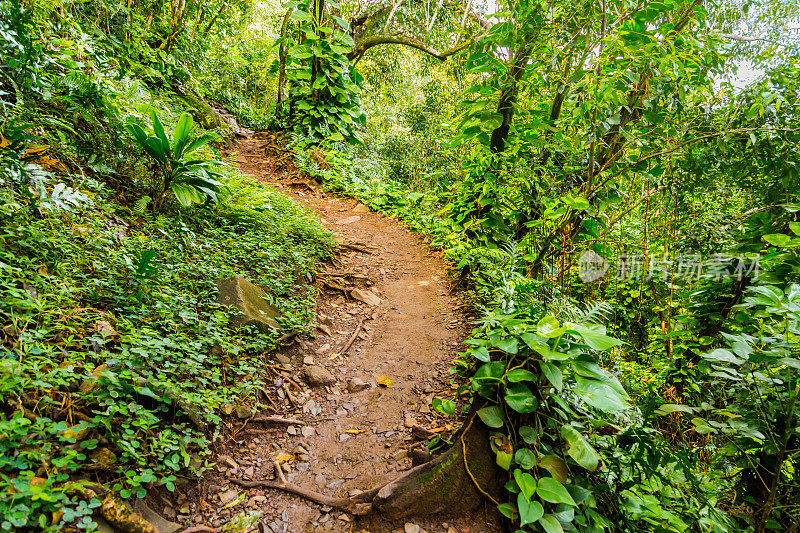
[339,434,350,442]
[247,495,267,506]
[315,473,327,485]
[404,413,417,428]
[275,354,291,366]
[296,462,310,472]
[337,215,361,225]
[352,203,370,213]
[163,506,177,520]
[301,426,315,438]
[317,324,333,336]
[219,455,238,470]
[303,356,315,365]
[219,488,239,505]
[404,524,421,533]
[393,449,408,461]
[235,405,251,419]
[287,425,297,435]
[315,343,331,355]
[350,288,381,307]
[347,377,371,393]
[302,366,336,387]
[411,447,431,466]
[244,466,255,478]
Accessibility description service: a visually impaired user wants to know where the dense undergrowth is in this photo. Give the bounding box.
[0,0,332,529]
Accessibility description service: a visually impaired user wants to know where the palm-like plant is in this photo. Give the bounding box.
[127,112,224,208]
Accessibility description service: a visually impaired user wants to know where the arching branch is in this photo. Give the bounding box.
[347,35,473,63]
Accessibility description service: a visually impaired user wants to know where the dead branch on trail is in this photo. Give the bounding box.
[340,317,364,355]
[252,414,305,425]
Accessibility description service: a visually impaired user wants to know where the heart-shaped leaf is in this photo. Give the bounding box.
[518,493,544,526]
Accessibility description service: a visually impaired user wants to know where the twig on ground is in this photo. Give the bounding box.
[339,317,364,355]
[253,414,305,425]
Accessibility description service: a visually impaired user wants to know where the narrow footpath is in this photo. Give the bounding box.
[189,137,498,533]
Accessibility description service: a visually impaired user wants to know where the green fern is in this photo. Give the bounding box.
[132,196,151,215]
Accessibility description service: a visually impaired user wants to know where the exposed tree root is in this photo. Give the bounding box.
[230,461,376,515]
[228,410,499,521]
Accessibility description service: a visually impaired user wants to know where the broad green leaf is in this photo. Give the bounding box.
[431,397,455,416]
[514,448,536,469]
[519,425,537,444]
[171,182,202,207]
[496,449,512,470]
[568,323,623,351]
[540,362,562,391]
[513,469,537,500]
[518,493,544,526]
[497,502,517,519]
[494,336,518,354]
[703,348,745,365]
[477,406,504,428]
[532,344,569,361]
[521,332,548,350]
[504,383,538,413]
[763,233,800,247]
[538,316,565,338]
[172,113,194,157]
[539,514,565,533]
[560,425,600,471]
[536,477,576,506]
[471,346,491,362]
[151,111,170,154]
[574,376,629,412]
[655,404,695,416]
[506,369,537,383]
[790,222,800,236]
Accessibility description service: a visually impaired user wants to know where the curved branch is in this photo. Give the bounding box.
[347,35,473,63]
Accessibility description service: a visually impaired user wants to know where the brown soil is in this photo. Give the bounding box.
[182,139,500,532]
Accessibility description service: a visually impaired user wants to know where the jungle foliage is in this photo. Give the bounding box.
[290,0,800,531]
[3,0,800,531]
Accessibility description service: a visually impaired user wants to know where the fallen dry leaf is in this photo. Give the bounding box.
[376,375,393,387]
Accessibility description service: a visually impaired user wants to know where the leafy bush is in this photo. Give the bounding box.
[127,112,224,208]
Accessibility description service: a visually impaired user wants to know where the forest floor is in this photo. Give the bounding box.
[182,137,499,533]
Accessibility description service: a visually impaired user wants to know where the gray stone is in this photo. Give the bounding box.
[350,288,381,307]
[133,500,181,533]
[347,377,371,393]
[219,488,239,505]
[302,366,336,387]
[404,524,421,533]
[235,405,251,419]
[275,354,291,366]
[215,275,280,332]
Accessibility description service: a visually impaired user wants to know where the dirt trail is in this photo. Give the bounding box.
[185,139,498,532]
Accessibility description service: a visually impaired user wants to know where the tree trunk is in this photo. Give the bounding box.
[368,411,499,521]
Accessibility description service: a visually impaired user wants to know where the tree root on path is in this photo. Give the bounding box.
[230,461,376,515]
[228,409,500,521]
